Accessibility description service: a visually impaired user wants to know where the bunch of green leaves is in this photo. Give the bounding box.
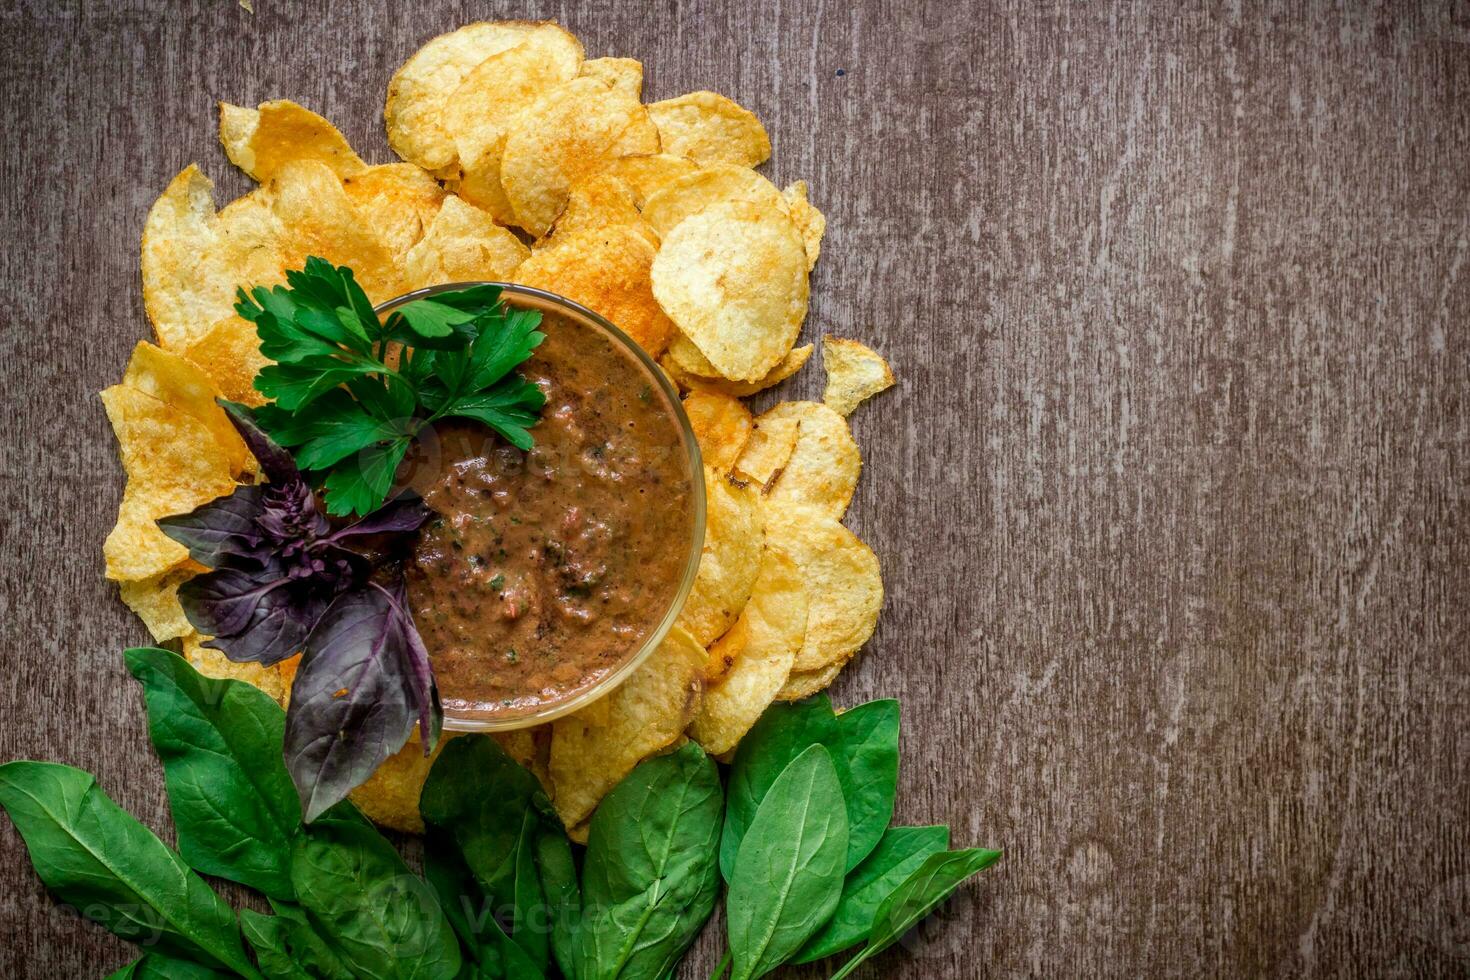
[0,648,461,980]
[239,258,546,516]
[0,653,999,980]
[712,694,1001,979]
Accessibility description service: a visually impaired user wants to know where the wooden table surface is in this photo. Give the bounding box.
[2,1,1467,976]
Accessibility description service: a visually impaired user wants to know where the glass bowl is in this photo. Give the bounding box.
[374,282,706,732]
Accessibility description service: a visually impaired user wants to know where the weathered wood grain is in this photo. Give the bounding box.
[1,0,1467,976]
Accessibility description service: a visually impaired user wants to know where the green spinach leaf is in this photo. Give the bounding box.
[792,825,949,964]
[420,736,572,974]
[573,742,723,980]
[125,646,300,900]
[0,762,256,976]
[241,900,353,979]
[105,954,235,979]
[722,696,898,878]
[726,745,849,980]
[827,847,1002,980]
[291,814,461,980]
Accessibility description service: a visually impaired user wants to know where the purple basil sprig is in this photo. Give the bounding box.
[158,401,440,821]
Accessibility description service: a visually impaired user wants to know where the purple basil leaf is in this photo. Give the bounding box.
[219,400,300,484]
[178,567,328,667]
[329,492,431,540]
[157,485,271,566]
[283,581,443,821]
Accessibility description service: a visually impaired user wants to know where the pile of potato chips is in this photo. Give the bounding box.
[105,20,896,837]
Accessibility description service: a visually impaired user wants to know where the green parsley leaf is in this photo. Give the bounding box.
[239,259,546,516]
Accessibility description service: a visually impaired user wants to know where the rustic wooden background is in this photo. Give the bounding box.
[2,0,1467,976]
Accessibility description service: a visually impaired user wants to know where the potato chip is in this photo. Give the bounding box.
[684,390,752,474]
[782,180,826,270]
[512,222,675,356]
[182,632,292,706]
[650,200,809,381]
[647,91,771,167]
[733,414,801,488]
[688,549,807,754]
[763,502,882,673]
[822,337,895,417]
[342,163,447,263]
[121,342,251,476]
[218,99,367,183]
[578,57,643,98]
[603,153,699,207]
[759,401,861,519]
[404,195,530,289]
[665,333,722,377]
[499,76,660,236]
[183,316,269,407]
[543,172,648,246]
[141,166,240,350]
[102,386,238,581]
[385,20,583,176]
[270,160,407,302]
[445,37,584,220]
[348,733,448,834]
[118,561,204,642]
[641,163,786,238]
[662,343,814,400]
[675,467,763,645]
[210,190,292,292]
[549,625,705,827]
[777,657,848,702]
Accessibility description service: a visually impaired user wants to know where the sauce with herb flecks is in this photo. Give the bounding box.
[404,306,695,718]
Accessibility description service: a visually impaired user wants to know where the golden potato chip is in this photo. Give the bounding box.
[270,160,407,302]
[342,163,447,263]
[118,561,205,643]
[822,336,895,416]
[385,20,583,176]
[675,467,763,645]
[763,502,882,673]
[544,172,647,246]
[777,657,847,702]
[218,99,367,183]
[647,91,771,167]
[662,343,815,401]
[499,77,660,236]
[549,625,705,827]
[121,342,250,476]
[102,386,238,581]
[650,200,809,381]
[183,316,269,407]
[733,414,801,488]
[683,390,752,474]
[782,180,826,270]
[404,195,530,289]
[512,222,675,356]
[665,333,722,378]
[603,153,699,207]
[445,37,584,220]
[211,189,292,291]
[182,632,293,706]
[578,57,643,98]
[348,733,447,834]
[759,401,861,519]
[641,163,786,238]
[141,166,243,350]
[688,550,807,754]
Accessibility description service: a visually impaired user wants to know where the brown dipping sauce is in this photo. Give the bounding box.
[403,303,696,718]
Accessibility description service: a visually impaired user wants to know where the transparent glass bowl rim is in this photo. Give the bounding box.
[373,281,706,732]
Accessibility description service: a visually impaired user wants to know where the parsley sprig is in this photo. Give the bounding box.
[239,258,546,516]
